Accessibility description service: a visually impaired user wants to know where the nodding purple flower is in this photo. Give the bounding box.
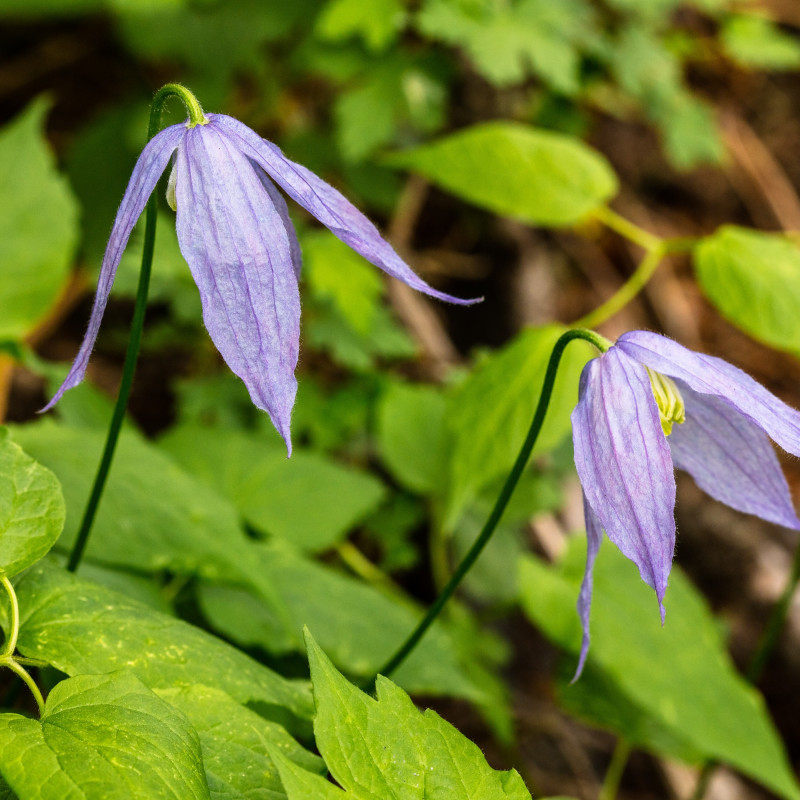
[44,113,479,453]
[572,330,800,678]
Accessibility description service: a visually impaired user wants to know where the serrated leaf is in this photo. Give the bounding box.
[159,424,386,553]
[11,560,313,726]
[157,684,324,799]
[296,631,531,799]
[376,381,448,494]
[0,427,64,577]
[518,542,800,800]
[0,671,209,800]
[316,0,405,51]
[0,98,79,341]
[385,122,617,226]
[416,0,590,93]
[444,325,592,529]
[694,227,800,357]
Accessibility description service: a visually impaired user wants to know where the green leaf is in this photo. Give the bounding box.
[302,230,383,336]
[289,631,531,799]
[316,0,406,51]
[376,381,448,494]
[0,98,79,341]
[0,670,209,799]
[159,424,387,553]
[694,226,800,357]
[444,325,592,529]
[722,15,800,71]
[9,421,258,576]
[518,543,800,800]
[12,560,314,726]
[0,427,64,577]
[385,122,617,226]
[198,542,494,705]
[157,684,324,799]
[416,0,591,93]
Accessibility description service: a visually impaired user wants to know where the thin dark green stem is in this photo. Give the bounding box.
[367,328,607,686]
[688,539,800,800]
[67,85,205,573]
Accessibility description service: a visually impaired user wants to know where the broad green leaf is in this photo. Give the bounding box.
[694,227,800,357]
[288,631,531,799]
[11,560,314,726]
[159,425,386,552]
[444,325,592,529]
[0,671,209,800]
[316,0,405,51]
[0,427,64,577]
[519,543,800,800]
[9,421,259,576]
[722,15,800,71]
[385,122,617,226]
[301,230,383,336]
[0,98,79,341]
[376,381,448,494]
[157,684,324,799]
[198,542,497,705]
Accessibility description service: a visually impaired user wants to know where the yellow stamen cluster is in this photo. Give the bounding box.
[646,367,686,436]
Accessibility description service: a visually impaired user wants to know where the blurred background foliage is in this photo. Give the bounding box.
[3,0,800,798]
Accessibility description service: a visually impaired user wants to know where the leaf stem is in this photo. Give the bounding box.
[0,574,19,658]
[593,206,662,251]
[573,246,665,330]
[3,659,44,717]
[366,328,607,685]
[599,739,631,800]
[67,85,201,573]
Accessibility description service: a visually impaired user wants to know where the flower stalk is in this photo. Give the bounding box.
[366,328,608,686]
[0,573,45,716]
[66,85,202,572]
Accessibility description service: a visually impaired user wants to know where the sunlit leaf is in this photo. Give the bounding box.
[0,98,79,341]
[385,122,617,226]
[0,671,209,800]
[0,427,64,577]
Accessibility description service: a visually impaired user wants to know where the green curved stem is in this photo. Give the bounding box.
[593,206,661,251]
[67,85,205,573]
[367,328,608,686]
[4,659,44,717]
[1,575,19,658]
[574,245,665,330]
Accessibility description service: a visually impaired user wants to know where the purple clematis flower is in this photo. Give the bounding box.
[44,113,479,453]
[572,329,800,677]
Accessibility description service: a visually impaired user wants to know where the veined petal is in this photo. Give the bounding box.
[211,113,481,306]
[571,348,675,612]
[41,123,185,411]
[668,383,800,530]
[574,494,603,682]
[175,121,301,453]
[253,168,302,280]
[618,331,800,458]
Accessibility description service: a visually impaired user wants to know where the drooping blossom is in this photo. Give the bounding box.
[571,330,800,677]
[44,113,479,453]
